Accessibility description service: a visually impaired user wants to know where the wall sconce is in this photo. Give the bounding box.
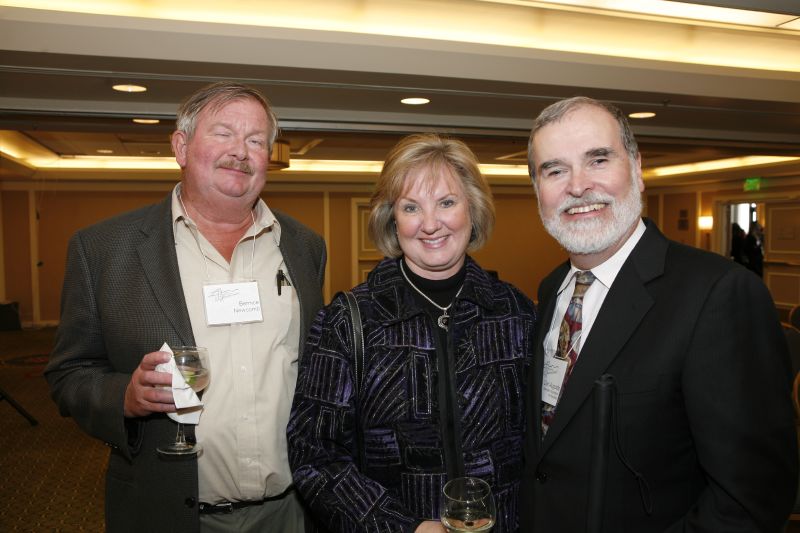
[269,139,291,170]
[698,216,714,230]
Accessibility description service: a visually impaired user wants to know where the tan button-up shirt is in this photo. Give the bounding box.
[171,185,300,504]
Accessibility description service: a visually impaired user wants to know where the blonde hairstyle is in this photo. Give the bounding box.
[175,81,279,154]
[368,133,495,258]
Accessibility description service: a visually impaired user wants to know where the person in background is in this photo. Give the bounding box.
[730,222,747,265]
[521,96,796,532]
[288,133,536,532]
[744,221,765,277]
[45,82,326,533]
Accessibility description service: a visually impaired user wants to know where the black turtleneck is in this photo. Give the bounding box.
[399,257,467,309]
[399,257,467,481]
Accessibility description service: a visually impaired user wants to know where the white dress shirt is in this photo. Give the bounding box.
[544,219,647,358]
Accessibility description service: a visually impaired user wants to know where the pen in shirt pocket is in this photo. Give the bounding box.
[276,268,292,295]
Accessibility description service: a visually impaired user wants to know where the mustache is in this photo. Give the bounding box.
[216,159,253,174]
[557,191,615,213]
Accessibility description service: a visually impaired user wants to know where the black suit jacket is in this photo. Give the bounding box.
[45,194,326,532]
[521,219,797,532]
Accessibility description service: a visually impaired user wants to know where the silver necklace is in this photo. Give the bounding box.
[399,260,464,331]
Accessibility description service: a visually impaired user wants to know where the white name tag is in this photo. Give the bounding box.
[202,281,263,326]
[542,352,568,406]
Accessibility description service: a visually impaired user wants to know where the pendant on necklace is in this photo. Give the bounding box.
[437,311,449,331]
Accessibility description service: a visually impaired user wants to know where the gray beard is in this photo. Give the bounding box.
[538,180,642,256]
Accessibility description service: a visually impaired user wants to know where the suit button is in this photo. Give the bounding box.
[185,497,196,508]
[535,470,548,483]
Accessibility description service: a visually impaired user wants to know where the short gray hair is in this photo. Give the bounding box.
[175,81,279,153]
[527,96,638,181]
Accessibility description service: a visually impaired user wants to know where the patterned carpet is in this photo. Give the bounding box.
[0,328,106,532]
[3,328,800,533]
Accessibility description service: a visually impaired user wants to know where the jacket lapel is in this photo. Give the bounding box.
[532,262,569,452]
[275,212,323,355]
[137,195,195,346]
[540,220,666,453]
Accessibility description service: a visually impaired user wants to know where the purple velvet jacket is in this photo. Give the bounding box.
[288,257,536,532]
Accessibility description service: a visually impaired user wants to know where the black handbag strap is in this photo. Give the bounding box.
[344,291,364,392]
[344,291,366,471]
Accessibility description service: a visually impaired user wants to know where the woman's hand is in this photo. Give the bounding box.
[415,520,446,533]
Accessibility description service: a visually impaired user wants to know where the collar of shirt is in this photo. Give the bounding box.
[547,218,647,356]
[557,218,647,296]
[170,183,281,245]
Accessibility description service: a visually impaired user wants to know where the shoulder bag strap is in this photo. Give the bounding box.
[345,291,364,391]
[344,291,365,471]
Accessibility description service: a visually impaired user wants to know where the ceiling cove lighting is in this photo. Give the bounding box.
[0,150,529,175]
[28,156,179,170]
[8,1,799,72]
[628,111,656,119]
[281,159,528,175]
[282,160,385,173]
[498,0,798,28]
[2,151,798,179]
[401,97,430,105]
[132,118,160,124]
[112,84,147,93]
[643,156,800,178]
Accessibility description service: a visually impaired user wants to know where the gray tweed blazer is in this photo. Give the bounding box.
[45,193,326,532]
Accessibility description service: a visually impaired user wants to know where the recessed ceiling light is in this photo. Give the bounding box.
[96,149,114,154]
[132,118,160,124]
[113,84,147,93]
[401,97,430,105]
[628,111,656,119]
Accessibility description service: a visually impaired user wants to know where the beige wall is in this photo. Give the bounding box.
[1,182,568,325]
[647,177,800,315]
[2,191,32,322]
[5,175,800,326]
[471,193,563,302]
[36,190,167,322]
[660,192,696,246]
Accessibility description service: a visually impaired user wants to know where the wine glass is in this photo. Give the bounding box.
[157,346,209,457]
[440,477,495,532]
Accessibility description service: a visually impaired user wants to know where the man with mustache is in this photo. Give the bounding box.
[520,96,797,532]
[46,82,326,532]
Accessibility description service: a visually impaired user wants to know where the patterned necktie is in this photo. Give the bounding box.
[542,270,596,436]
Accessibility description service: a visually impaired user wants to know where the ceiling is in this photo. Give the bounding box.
[2,0,800,187]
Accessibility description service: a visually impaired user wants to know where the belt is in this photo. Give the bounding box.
[198,487,294,515]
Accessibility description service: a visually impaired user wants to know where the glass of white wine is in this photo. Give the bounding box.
[440,477,495,533]
[157,346,210,457]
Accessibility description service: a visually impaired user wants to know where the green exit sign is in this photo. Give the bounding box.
[743,177,762,191]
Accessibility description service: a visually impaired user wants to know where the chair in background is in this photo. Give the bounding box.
[0,386,38,426]
[787,323,800,525]
[794,370,800,421]
[785,323,800,380]
[790,305,800,331]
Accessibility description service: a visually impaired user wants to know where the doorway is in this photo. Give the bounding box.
[727,202,765,276]
[719,199,799,320]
